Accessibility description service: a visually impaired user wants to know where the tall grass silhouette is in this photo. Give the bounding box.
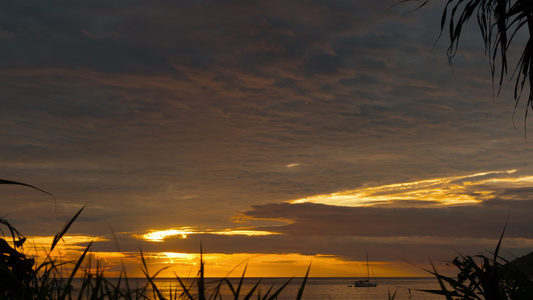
[0,180,310,300]
[416,222,533,299]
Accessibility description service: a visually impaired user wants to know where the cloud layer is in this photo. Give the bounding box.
[2,0,533,276]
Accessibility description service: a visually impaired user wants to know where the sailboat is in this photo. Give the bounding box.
[353,253,377,287]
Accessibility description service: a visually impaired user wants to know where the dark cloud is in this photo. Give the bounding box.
[483,187,533,204]
[242,202,533,239]
[0,1,181,75]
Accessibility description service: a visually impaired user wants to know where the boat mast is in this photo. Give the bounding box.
[366,253,370,281]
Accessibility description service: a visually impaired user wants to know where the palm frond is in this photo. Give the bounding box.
[405,0,533,123]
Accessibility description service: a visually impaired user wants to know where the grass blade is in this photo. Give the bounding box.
[175,275,194,300]
[51,205,86,252]
[139,248,168,300]
[266,277,293,300]
[243,280,261,300]
[388,288,398,300]
[429,260,454,300]
[61,240,93,300]
[198,243,206,300]
[493,214,509,263]
[296,263,311,300]
[0,179,56,204]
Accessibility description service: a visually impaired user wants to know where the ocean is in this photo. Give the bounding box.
[131,277,446,299]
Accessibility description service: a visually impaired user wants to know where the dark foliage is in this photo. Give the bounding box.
[402,0,533,124]
[420,221,533,299]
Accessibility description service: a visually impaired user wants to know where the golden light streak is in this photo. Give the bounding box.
[290,169,519,207]
[22,236,533,278]
[139,228,196,242]
[138,228,280,242]
[145,252,199,265]
[131,252,404,277]
[9,235,113,276]
[286,163,300,168]
[28,235,107,246]
[126,236,533,277]
[22,235,108,254]
[213,230,280,236]
[122,252,456,277]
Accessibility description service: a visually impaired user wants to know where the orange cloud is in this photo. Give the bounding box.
[137,228,281,242]
[290,170,518,207]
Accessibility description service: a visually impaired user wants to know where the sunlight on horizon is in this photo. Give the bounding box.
[18,235,533,278]
[104,252,428,278]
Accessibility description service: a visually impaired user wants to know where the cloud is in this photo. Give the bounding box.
[137,228,280,242]
[289,170,519,207]
[100,170,533,267]
[232,171,533,242]
[241,202,528,239]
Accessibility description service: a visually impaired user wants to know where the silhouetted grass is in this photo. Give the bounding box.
[417,220,533,300]
[0,180,309,300]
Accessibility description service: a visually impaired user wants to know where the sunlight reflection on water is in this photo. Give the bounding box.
[132,277,445,300]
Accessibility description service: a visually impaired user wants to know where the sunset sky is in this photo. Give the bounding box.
[3,0,533,278]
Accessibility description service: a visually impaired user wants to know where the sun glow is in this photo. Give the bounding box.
[139,228,196,242]
[120,252,424,277]
[213,230,279,236]
[138,228,280,242]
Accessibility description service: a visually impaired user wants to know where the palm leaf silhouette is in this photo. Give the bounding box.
[403,0,533,128]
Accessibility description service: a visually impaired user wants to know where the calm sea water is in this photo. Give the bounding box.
[127,277,446,300]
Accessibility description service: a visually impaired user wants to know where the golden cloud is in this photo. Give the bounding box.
[137,228,281,242]
[290,170,519,207]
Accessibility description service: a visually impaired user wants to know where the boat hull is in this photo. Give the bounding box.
[353,280,377,287]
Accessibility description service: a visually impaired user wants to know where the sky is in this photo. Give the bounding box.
[2,0,533,278]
